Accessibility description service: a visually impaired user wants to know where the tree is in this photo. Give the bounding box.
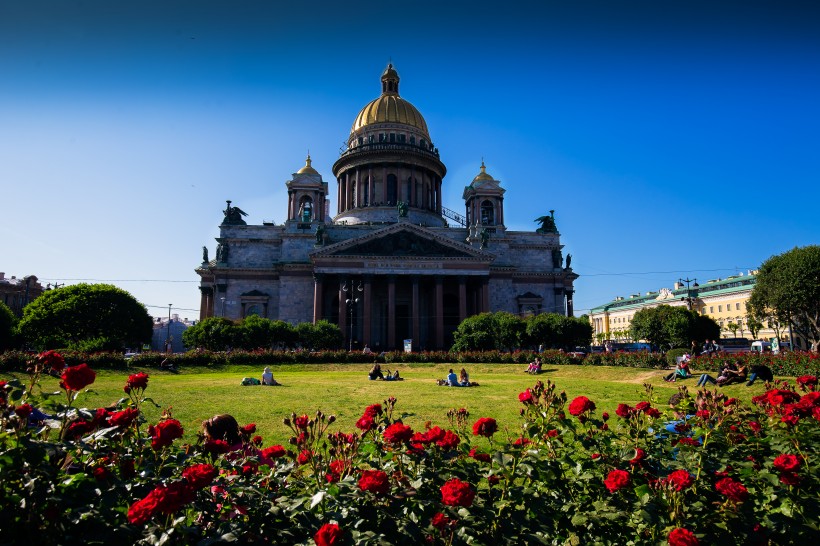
[746,313,763,339]
[693,314,721,343]
[18,284,153,351]
[630,305,703,350]
[295,320,342,350]
[182,317,241,351]
[0,301,18,351]
[493,312,526,351]
[726,322,739,338]
[748,245,820,352]
[239,315,276,349]
[451,313,497,352]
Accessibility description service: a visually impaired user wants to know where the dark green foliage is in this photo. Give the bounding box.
[17,284,153,351]
[295,319,343,350]
[452,312,592,352]
[182,317,241,351]
[451,313,500,351]
[630,305,708,349]
[748,245,820,352]
[665,348,689,368]
[0,301,17,351]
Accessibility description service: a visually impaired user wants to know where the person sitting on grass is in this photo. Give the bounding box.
[746,364,774,386]
[526,357,542,374]
[696,361,733,387]
[665,357,691,382]
[459,368,471,387]
[718,362,748,386]
[261,366,280,386]
[368,363,385,381]
[384,369,401,381]
[446,369,459,386]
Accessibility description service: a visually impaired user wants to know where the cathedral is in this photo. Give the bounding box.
[196,64,577,351]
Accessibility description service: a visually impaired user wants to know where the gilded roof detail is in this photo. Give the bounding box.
[350,64,430,137]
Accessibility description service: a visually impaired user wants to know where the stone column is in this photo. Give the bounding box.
[338,279,347,339]
[387,276,396,349]
[482,277,490,313]
[412,276,420,350]
[458,276,467,323]
[313,275,323,323]
[566,289,574,317]
[435,276,444,349]
[363,276,372,347]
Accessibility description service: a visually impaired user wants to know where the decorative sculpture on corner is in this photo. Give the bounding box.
[535,210,558,234]
[397,201,408,218]
[216,243,229,263]
[202,246,209,263]
[221,200,248,226]
[551,248,562,269]
[480,228,490,249]
[565,253,572,269]
[315,224,325,245]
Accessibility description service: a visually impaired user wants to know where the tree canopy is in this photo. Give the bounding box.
[451,311,592,352]
[0,301,18,351]
[629,305,717,350]
[18,284,153,351]
[748,245,820,352]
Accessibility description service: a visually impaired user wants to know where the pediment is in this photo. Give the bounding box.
[312,223,490,260]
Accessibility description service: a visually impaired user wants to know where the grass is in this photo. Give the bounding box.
[4,363,768,446]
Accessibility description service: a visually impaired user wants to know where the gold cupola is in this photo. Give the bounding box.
[296,154,319,175]
[350,63,430,137]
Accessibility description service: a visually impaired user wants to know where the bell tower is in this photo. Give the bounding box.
[286,155,329,224]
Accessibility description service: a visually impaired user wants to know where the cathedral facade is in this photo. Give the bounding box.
[196,64,577,351]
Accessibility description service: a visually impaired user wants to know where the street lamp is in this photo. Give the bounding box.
[341,279,364,351]
[166,304,173,353]
[678,277,699,311]
[220,297,226,317]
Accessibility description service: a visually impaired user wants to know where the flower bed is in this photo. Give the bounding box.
[1,352,819,544]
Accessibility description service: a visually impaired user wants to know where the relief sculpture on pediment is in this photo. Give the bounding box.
[336,232,471,258]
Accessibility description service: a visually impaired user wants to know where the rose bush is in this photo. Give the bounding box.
[1,357,819,545]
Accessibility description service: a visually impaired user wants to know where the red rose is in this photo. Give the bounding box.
[149,419,184,449]
[431,512,455,531]
[668,527,699,546]
[629,448,646,465]
[65,420,95,439]
[326,459,346,482]
[676,437,700,447]
[779,472,801,486]
[440,478,475,507]
[128,488,162,525]
[204,439,231,454]
[108,407,140,428]
[773,454,801,473]
[38,350,65,373]
[383,422,414,444]
[356,415,376,431]
[519,389,534,404]
[358,469,390,495]
[715,477,749,503]
[602,411,610,421]
[546,429,559,438]
[635,401,651,412]
[513,436,532,447]
[666,470,694,491]
[695,410,710,419]
[261,444,286,459]
[591,453,600,459]
[128,483,194,525]
[93,466,113,481]
[14,404,33,420]
[766,389,800,406]
[472,417,498,437]
[645,407,661,418]
[748,421,762,433]
[436,430,460,450]
[422,426,446,444]
[252,435,263,446]
[315,523,343,546]
[293,414,310,430]
[616,404,633,418]
[241,423,256,434]
[182,463,217,489]
[568,396,596,416]
[796,375,817,387]
[469,448,491,462]
[60,363,96,392]
[364,403,383,417]
[297,449,313,465]
[604,469,630,493]
[125,372,149,392]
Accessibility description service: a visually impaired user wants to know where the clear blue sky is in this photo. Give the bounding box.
[2,0,818,320]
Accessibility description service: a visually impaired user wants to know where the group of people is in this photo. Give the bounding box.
[690,339,721,357]
[368,364,401,381]
[437,368,474,387]
[526,357,543,374]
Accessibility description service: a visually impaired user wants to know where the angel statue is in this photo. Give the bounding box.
[222,200,248,226]
[535,210,558,234]
[397,201,409,218]
[202,246,209,263]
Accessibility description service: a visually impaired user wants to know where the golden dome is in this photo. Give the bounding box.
[472,161,494,183]
[296,154,319,175]
[350,63,430,137]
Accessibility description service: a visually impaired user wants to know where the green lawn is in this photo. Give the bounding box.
[5,363,766,446]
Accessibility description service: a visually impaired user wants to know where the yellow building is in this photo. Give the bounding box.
[588,271,804,348]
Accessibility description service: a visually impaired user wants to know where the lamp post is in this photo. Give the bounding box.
[166,304,173,353]
[341,279,363,351]
[678,277,699,311]
[220,297,226,317]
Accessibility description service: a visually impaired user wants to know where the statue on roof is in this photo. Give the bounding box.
[397,201,408,218]
[315,224,325,245]
[565,253,572,269]
[202,246,209,263]
[222,200,248,226]
[535,210,558,234]
[552,248,562,269]
[480,228,490,249]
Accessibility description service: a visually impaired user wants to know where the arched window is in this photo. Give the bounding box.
[245,305,260,317]
[480,200,494,225]
[387,174,397,205]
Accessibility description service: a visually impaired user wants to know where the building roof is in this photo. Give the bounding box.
[350,63,430,137]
